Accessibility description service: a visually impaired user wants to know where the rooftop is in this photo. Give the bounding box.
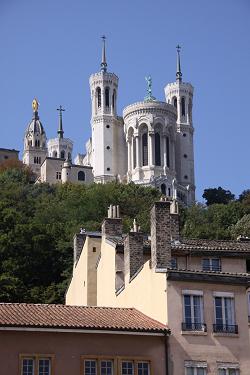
[0,303,168,334]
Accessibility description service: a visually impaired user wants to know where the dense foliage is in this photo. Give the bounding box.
[0,163,250,304]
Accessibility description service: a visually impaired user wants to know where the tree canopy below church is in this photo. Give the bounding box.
[0,164,250,304]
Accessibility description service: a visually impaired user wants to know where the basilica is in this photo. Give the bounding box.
[23,40,195,205]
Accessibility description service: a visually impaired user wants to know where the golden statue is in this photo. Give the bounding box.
[32,98,39,112]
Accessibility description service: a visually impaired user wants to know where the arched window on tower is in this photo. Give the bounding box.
[161,184,166,196]
[68,152,71,161]
[142,133,148,166]
[155,133,161,166]
[173,97,177,109]
[166,136,170,168]
[105,87,110,107]
[53,151,57,158]
[133,138,136,169]
[35,140,37,147]
[97,87,101,108]
[181,97,185,117]
[188,99,192,122]
[60,150,65,159]
[112,89,116,109]
[78,171,85,181]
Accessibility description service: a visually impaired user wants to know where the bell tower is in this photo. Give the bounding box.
[164,46,195,204]
[89,37,126,183]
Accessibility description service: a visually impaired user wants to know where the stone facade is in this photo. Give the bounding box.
[0,148,19,164]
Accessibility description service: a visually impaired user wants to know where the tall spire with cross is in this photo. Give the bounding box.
[100,35,107,72]
[176,45,182,82]
[57,105,65,139]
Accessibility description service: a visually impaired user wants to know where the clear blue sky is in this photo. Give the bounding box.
[0,0,249,201]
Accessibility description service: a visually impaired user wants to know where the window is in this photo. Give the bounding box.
[155,132,161,166]
[78,171,85,181]
[184,154,187,158]
[171,257,177,269]
[181,97,185,116]
[184,175,188,179]
[133,138,136,169]
[56,172,61,180]
[101,360,113,375]
[84,359,97,374]
[112,90,116,109]
[182,292,205,331]
[138,362,150,375]
[107,146,110,150]
[161,183,166,195]
[202,258,221,272]
[188,99,192,121]
[21,355,53,375]
[185,361,207,375]
[97,87,101,108]
[60,150,65,159]
[214,294,237,333]
[68,152,71,160]
[106,124,110,129]
[121,361,133,375]
[82,357,150,375]
[217,363,239,375]
[105,87,110,107]
[166,136,170,168]
[142,133,148,166]
[173,96,177,108]
[107,167,110,171]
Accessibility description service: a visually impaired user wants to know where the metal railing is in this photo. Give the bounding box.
[213,324,238,334]
[182,322,207,332]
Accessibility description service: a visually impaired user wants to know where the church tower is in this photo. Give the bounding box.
[23,98,47,176]
[165,47,195,204]
[47,105,73,160]
[89,37,126,183]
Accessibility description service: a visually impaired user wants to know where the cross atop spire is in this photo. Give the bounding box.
[176,44,182,82]
[57,105,65,139]
[100,35,107,73]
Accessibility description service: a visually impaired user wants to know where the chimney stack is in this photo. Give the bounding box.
[73,232,86,264]
[150,198,180,269]
[124,218,144,280]
[102,205,123,237]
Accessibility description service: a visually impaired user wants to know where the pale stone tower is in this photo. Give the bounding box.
[47,106,73,160]
[89,37,126,183]
[165,46,195,204]
[23,98,47,176]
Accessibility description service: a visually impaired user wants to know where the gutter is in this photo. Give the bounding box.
[0,326,167,337]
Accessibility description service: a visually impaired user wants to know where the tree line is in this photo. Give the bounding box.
[0,161,250,304]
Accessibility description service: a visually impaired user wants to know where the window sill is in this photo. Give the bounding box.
[212,332,239,337]
[181,331,207,336]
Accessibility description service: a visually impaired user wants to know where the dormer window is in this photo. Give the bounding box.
[202,258,221,272]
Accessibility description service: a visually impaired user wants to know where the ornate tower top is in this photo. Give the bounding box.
[176,45,182,83]
[100,35,107,73]
[57,105,65,139]
[32,98,39,113]
[144,75,156,102]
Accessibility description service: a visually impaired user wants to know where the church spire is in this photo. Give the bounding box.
[176,45,182,82]
[100,35,107,72]
[57,105,65,139]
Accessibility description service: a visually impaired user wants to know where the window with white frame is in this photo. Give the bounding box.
[83,358,150,375]
[185,361,207,375]
[121,361,134,375]
[137,362,150,375]
[213,293,237,333]
[202,258,221,272]
[100,360,113,375]
[21,356,52,375]
[182,291,205,331]
[217,362,240,375]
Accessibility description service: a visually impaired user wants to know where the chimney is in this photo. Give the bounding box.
[124,219,144,280]
[73,233,86,264]
[102,205,123,237]
[150,198,180,269]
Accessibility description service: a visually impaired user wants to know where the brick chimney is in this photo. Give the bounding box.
[124,219,144,280]
[73,232,86,264]
[102,205,123,237]
[150,199,180,269]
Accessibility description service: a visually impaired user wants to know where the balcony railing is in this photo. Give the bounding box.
[213,324,238,334]
[202,265,221,272]
[182,322,207,332]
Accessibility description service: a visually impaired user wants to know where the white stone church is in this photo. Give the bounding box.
[23,40,195,205]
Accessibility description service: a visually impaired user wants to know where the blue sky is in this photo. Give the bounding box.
[0,0,249,201]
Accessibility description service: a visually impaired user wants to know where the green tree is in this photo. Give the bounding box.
[202,186,235,206]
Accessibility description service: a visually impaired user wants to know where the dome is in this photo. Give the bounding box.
[25,112,45,135]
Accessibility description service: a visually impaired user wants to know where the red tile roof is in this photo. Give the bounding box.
[0,303,168,334]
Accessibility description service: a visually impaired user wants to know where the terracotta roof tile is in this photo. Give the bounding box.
[0,303,168,334]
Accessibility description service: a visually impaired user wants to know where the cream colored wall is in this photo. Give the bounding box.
[176,255,247,273]
[166,280,250,375]
[116,261,167,325]
[97,240,117,306]
[66,237,101,306]
[40,159,63,184]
